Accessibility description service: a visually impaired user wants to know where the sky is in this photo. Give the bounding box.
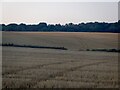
[0,1,119,25]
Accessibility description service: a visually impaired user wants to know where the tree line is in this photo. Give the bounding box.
[1,43,68,50]
[0,20,120,32]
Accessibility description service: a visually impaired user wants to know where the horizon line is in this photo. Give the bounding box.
[0,20,119,25]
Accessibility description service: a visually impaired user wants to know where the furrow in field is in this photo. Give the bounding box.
[25,61,108,88]
[3,60,79,76]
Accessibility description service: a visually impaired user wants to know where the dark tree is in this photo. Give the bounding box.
[1,21,120,33]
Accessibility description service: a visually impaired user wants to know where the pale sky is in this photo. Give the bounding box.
[1,2,119,25]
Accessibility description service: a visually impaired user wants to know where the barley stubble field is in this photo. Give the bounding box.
[2,32,119,88]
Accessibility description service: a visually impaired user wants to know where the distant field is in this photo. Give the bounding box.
[2,32,119,50]
[2,32,118,88]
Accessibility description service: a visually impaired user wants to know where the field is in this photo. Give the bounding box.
[2,32,119,88]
